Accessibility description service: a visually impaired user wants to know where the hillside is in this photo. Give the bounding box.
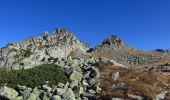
[0,28,169,100]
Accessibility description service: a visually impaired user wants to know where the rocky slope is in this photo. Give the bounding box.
[0,28,169,100]
[0,28,90,70]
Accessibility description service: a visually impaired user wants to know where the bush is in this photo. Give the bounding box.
[0,64,68,88]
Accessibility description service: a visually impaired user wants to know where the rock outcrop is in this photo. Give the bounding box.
[0,28,91,69]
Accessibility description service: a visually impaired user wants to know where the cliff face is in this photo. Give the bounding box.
[0,28,91,69]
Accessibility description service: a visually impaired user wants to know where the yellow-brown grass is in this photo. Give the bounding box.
[98,64,169,99]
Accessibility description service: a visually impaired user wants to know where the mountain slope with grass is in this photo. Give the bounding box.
[0,28,169,100]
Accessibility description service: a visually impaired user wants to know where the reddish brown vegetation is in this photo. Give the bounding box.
[98,64,169,99]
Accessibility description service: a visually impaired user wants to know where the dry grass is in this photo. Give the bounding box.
[98,63,169,99]
[125,48,162,55]
[92,45,170,99]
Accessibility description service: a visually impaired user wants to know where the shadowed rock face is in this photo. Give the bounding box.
[95,35,124,51]
[0,28,91,69]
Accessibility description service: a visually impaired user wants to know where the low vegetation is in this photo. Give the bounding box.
[0,64,68,88]
[98,64,169,99]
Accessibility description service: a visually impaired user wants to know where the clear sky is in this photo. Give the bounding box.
[0,0,170,50]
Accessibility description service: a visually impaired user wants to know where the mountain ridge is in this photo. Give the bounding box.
[0,28,170,100]
[1,28,170,69]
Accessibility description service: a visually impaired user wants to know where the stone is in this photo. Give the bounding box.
[95,86,102,93]
[42,85,52,93]
[156,91,167,100]
[70,81,78,89]
[56,88,65,96]
[112,82,125,90]
[22,89,32,100]
[82,92,95,99]
[88,89,96,95]
[70,71,83,83]
[109,60,127,68]
[112,72,119,80]
[68,48,87,60]
[51,95,61,100]
[57,82,65,88]
[27,87,40,100]
[62,88,76,100]
[14,96,23,100]
[73,86,80,98]
[82,80,89,91]
[64,66,73,76]
[0,86,18,100]
[128,94,143,100]
[27,93,37,100]
[17,85,27,91]
[64,82,70,90]
[112,97,124,100]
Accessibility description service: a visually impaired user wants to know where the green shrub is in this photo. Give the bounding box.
[0,64,68,88]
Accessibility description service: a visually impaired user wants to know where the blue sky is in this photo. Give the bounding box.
[0,0,170,50]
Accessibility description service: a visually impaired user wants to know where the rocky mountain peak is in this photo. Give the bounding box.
[0,28,90,69]
[52,28,77,40]
[101,35,124,46]
[95,34,124,52]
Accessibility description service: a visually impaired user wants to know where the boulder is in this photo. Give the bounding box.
[112,97,124,100]
[88,89,96,95]
[95,86,102,93]
[98,57,127,68]
[73,86,80,98]
[128,94,143,100]
[81,92,95,99]
[56,88,65,96]
[70,71,83,83]
[27,87,40,100]
[156,91,167,100]
[42,85,52,93]
[57,82,65,88]
[22,89,32,100]
[17,85,27,91]
[112,72,119,80]
[0,86,18,100]
[51,95,61,100]
[112,82,125,90]
[62,88,76,100]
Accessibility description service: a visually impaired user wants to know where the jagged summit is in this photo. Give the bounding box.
[100,35,124,46]
[95,34,125,52]
[0,28,90,69]
[52,28,77,40]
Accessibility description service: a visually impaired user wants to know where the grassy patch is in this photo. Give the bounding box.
[98,65,168,99]
[0,64,68,88]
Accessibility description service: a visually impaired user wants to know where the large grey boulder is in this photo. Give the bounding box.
[56,88,66,96]
[51,95,61,100]
[0,86,19,100]
[22,89,32,100]
[156,91,167,100]
[97,57,127,68]
[62,88,76,100]
[70,71,83,83]
[42,84,52,93]
[27,87,41,100]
